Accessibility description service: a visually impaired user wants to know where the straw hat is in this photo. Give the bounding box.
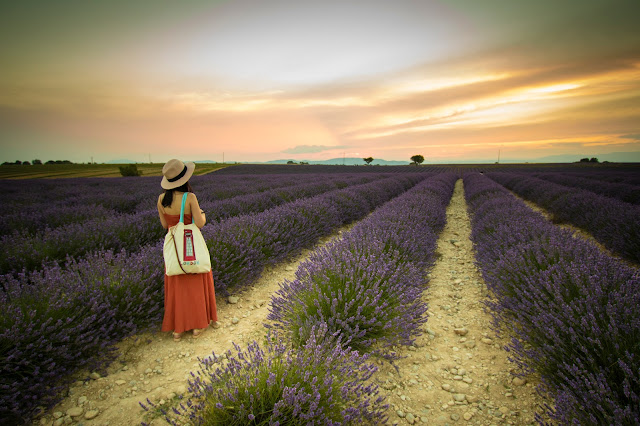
[161,159,195,189]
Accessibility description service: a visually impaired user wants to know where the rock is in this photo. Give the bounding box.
[463,377,473,384]
[466,394,479,403]
[54,419,64,426]
[463,411,473,421]
[53,412,63,419]
[211,321,221,329]
[464,340,476,349]
[441,383,451,391]
[450,413,460,421]
[453,375,463,381]
[84,410,99,420]
[453,393,466,402]
[454,328,468,336]
[145,368,153,374]
[499,406,510,415]
[453,279,462,284]
[420,417,428,423]
[406,412,416,424]
[512,377,527,386]
[89,372,101,380]
[396,409,406,418]
[481,337,493,344]
[254,299,266,307]
[231,317,240,325]
[115,380,126,386]
[66,407,83,418]
[77,396,87,405]
[228,296,239,304]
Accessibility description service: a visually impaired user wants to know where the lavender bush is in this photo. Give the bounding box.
[152,325,386,425]
[0,246,164,424]
[0,174,386,274]
[201,175,424,295]
[488,172,640,264]
[464,173,640,424]
[531,172,640,205]
[268,174,456,359]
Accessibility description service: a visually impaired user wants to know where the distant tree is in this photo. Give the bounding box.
[22,161,31,165]
[363,157,374,165]
[579,158,590,163]
[410,154,424,166]
[14,160,22,165]
[32,159,42,165]
[119,164,142,176]
[286,160,297,165]
[299,161,309,165]
[589,157,599,163]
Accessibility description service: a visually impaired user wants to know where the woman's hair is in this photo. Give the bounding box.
[161,182,193,207]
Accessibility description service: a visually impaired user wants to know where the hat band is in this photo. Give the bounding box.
[167,165,188,182]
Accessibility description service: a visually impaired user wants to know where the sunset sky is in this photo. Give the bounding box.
[1,0,639,164]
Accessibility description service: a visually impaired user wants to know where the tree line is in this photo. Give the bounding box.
[1,160,72,165]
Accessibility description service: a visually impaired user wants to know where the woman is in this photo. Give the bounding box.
[158,159,218,341]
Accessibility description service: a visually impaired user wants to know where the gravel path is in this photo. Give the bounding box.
[41,180,545,425]
[375,180,543,425]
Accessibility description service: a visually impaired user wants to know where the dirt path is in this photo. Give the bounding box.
[41,180,545,426]
[375,180,543,425]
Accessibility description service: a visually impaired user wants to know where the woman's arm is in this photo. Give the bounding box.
[189,193,206,228]
[157,194,168,229]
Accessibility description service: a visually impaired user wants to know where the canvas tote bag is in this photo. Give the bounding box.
[163,193,211,276]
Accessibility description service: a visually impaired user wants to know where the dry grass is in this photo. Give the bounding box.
[0,163,232,179]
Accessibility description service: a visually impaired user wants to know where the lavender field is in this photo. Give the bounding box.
[1,164,639,424]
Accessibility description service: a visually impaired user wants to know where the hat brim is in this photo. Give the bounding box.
[161,161,196,189]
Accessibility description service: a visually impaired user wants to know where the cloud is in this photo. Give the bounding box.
[281,144,345,154]
[622,134,640,141]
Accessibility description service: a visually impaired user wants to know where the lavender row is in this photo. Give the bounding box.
[464,173,640,424]
[529,172,640,205]
[155,174,455,425]
[201,174,427,295]
[487,172,640,264]
[153,325,388,425]
[0,174,425,423]
[0,173,367,237]
[0,174,385,274]
[267,173,456,359]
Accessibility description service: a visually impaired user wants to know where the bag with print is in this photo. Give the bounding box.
[163,193,211,275]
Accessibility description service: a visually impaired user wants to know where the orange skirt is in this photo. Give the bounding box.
[161,270,218,333]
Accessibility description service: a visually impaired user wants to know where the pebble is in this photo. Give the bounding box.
[499,406,510,415]
[406,413,416,424]
[397,409,406,418]
[450,413,460,421]
[453,393,466,402]
[115,380,126,386]
[228,296,239,304]
[66,407,83,418]
[463,412,473,421]
[454,328,468,336]
[481,338,493,344]
[232,317,240,324]
[84,410,99,420]
[89,372,101,380]
[420,417,428,423]
[53,412,63,419]
[441,384,451,391]
[464,340,476,349]
[512,377,527,386]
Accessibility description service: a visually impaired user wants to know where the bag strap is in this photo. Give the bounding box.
[179,192,188,224]
[170,226,188,274]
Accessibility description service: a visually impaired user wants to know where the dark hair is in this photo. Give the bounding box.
[161,182,193,207]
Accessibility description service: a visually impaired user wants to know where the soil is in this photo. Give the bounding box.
[39,180,546,425]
